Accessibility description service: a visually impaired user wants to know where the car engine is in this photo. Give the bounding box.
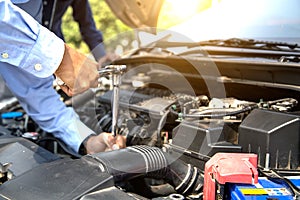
[1,47,300,199]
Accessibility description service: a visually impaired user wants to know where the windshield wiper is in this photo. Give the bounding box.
[199,38,299,51]
[153,38,300,52]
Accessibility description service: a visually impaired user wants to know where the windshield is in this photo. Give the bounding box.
[167,0,300,44]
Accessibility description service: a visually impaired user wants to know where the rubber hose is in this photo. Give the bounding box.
[87,145,203,195]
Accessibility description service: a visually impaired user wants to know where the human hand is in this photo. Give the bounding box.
[54,44,99,96]
[85,132,126,154]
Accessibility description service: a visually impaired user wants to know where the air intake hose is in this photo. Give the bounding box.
[85,145,203,195]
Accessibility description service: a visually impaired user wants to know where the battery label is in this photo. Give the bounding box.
[229,176,299,200]
[240,188,291,196]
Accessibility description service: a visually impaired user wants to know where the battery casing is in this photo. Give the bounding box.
[228,176,300,200]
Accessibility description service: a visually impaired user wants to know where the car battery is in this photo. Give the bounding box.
[227,176,300,200]
[203,153,258,200]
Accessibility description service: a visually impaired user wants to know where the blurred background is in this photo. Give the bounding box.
[61,0,215,55]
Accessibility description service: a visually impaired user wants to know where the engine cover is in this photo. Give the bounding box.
[239,109,300,169]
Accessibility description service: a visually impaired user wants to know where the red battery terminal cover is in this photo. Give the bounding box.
[203,153,258,200]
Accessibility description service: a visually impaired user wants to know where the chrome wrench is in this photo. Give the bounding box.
[98,65,126,136]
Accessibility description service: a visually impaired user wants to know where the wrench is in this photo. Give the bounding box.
[98,65,126,137]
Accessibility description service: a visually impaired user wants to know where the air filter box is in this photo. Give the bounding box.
[171,120,241,169]
[238,109,300,169]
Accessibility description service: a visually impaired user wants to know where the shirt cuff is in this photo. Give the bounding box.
[74,119,96,153]
[78,133,97,155]
[91,43,106,61]
[21,25,65,78]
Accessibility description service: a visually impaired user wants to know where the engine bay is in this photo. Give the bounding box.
[1,53,300,199]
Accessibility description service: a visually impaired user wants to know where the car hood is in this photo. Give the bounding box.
[105,0,164,32]
[108,0,300,103]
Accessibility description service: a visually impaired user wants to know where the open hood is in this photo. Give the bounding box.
[105,0,164,32]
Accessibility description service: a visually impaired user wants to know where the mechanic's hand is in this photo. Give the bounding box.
[54,44,99,96]
[85,132,126,154]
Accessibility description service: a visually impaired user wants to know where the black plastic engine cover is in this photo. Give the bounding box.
[0,133,60,178]
[0,158,114,200]
[171,120,241,169]
[239,109,300,169]
[80,186,137,200]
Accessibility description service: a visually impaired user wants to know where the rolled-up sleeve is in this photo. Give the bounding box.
[0,0,64,78]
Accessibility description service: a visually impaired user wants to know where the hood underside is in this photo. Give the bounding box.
[105,0,164,32]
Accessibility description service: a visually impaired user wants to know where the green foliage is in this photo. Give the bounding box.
[61,0,132,55]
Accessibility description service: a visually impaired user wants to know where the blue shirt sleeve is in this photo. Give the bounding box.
[0,0,65,78]
[0,63,94,153]
[0,0,95,153]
